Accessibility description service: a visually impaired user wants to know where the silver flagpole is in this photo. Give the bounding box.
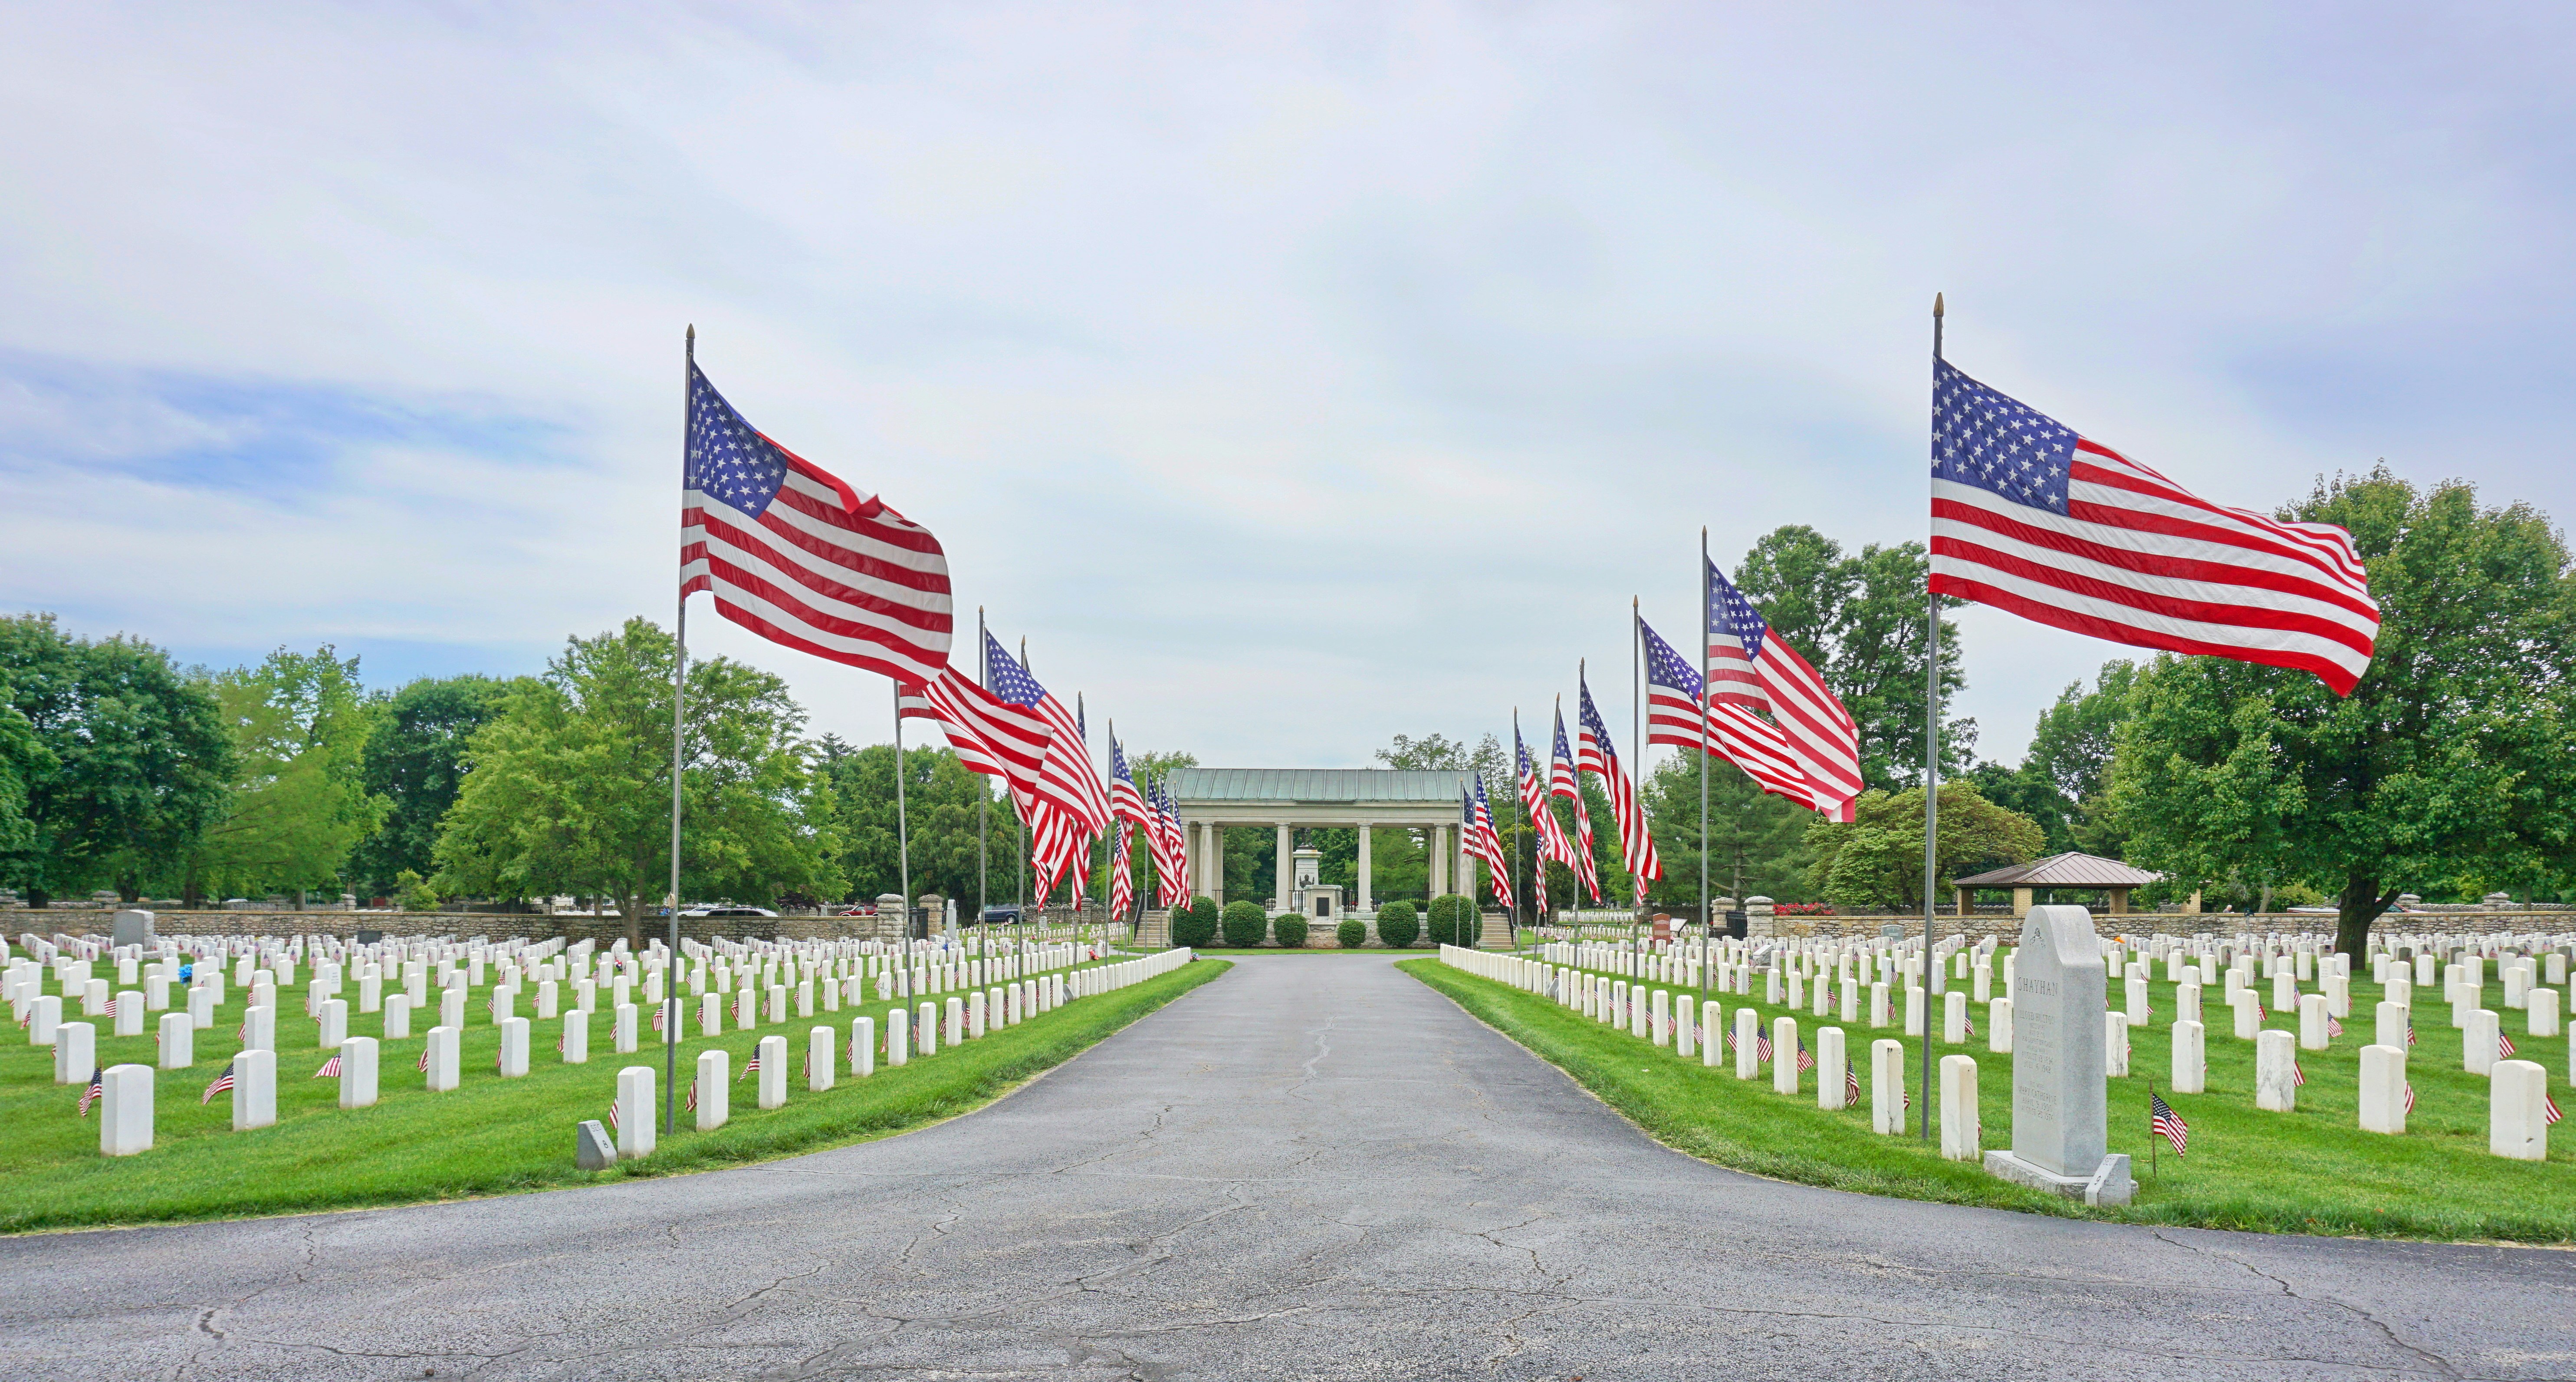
[1699,527,1712,994]
[665,324,693,1135]
[1921,291,1946,1142]
[977,607,989,927]
[893,680,912,946]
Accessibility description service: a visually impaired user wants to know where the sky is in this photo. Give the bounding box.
[4,3,2572,773]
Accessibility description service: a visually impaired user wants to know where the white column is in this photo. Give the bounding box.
[1427,825,1446,896]
[1275,823,1292,912]
[1356,823,1373,914]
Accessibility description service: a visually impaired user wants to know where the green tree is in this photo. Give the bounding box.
[347,675,516,897]
[1641,749,1817,911]
[0,615,231,905]
[821,738,993,909]
[182,647,391,905]
[0,682,49,863]
[1804,782,2044,912]
[2106,470,2576,955]
[1732,526,1975,786]
[433,618,844,945]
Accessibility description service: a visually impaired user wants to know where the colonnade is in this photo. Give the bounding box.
[1182,821,1475,915]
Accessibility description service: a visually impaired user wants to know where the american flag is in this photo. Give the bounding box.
[2328,1014,2344,1038]
[2500,1031,2517,1058]
[76,1067,103,1117]
[680,361,953,684]
[1466,777,1515,910]
[1552,709,1602,903]
[417,1046,431,1072]
[1795,1035,1815,1073]
[1577,675,1661,902]
[898,669,1054,822]
[2406,1021,2418,1048]
[1109,819,1135,921]
[2549,1094,2565,1127]
[1516,730,1576,871]
[1756,1027,1774,1063]
[1640,618,1830,811]
[2292,1056,2306,1087]
[1929,360,2380,695]
[1107,736,1149,828]
[1152,778,1189,908]
[1846,1065,1861,1104]
[1706,561,1862,820]
[986,635,1106,898]
[2150,1091,2189,1156]
[606,1098,619,1134]
[2403,1082,2416,1116]
[315,1053,343,1079]
[686,1080,699,1112]
[1703,564,1766,711]
[201,1061,236,1105]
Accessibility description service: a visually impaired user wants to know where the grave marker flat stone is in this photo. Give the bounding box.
[2359,1044,2407,1134]
[232,1046,276,1129]
[575,1119,617,1171]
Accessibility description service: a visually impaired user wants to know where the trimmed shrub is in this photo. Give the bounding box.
[1220,899,1269,948]
[1443,895,1480,947]
[1375,899,1418,948]
[1336,917,1366,949]
[1272,914,1309,949]
[1171,897,1220,949]
[1423,894,1463,948]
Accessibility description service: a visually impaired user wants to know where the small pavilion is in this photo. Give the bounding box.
[1167,768,1474,916]
[1952,851,2163,918]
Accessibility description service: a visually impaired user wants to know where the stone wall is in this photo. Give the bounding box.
[31,910,884,947]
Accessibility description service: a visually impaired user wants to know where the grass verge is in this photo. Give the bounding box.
[1,958,1228,1234]
[1402,957,2576,1242]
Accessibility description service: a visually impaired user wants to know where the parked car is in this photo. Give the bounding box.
[979,905,1022,925]
[679,905,778,918]
[830,904,875,917]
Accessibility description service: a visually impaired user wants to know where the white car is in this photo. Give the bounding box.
[680,905,778,918]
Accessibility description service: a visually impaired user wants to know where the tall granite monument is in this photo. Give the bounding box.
[1983,905,2133,1205]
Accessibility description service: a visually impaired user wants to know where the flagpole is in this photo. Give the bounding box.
[1632,598,1647,919]
[1699,526,1712,992]
[1511,708,1524,939]
[664,323,693,1136]
[1020,637,1030,929]
[1920,291,1945,1142]
[892,679,912,948]
[976,607,989,930]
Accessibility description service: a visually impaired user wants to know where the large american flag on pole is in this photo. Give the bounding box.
[1640,618,1829,811]
[681,363,953,682]
[1929,360,2379,694]
[1467,775,1514,909]
[1577,675,1659,902]
[1109,819,1135,921]
[1516,728,1576,869]
[1551,709,1602,902]
[1705,562,1863,819]
[1151,778,1189,908]
[986,634,1107,899]
[1107,735,1149,829]
[898,670,1052,813]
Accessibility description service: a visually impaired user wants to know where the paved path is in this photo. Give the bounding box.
[5,956,2571,1380]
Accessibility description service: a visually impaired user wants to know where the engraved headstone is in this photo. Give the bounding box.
[1982,905,2132,1204]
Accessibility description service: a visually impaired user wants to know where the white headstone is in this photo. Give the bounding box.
[2358,1043,2407,1134]
[616,1065,656,1159]
[2491,1059,2550,1161]
[2254,1029,2298,1111]
[1870,1037,1906,1135]
[425,1025,461,1091]
[695,1049,729,1130]
[231,1046,276,1129]
[338,1036,379,1108]
[157,1011,193,1069]
[1939,1054,1979,1161]
[99,1063,153,1156]
[2170,1019,2206,1094]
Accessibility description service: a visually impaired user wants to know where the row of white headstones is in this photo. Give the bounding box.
[7,926,1168,1159]
[1455,925,2576,1162]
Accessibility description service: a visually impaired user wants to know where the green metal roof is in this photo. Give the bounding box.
[1167,768,1470,804]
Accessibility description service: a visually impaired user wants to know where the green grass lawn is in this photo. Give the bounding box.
[1403,954,2576,1242]
[1,957,1227,1234]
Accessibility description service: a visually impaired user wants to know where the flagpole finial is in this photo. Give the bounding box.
[686,323,695,345]
[1933,292,1944,319]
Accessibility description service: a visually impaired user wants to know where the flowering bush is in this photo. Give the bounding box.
[1774,902,1836,916]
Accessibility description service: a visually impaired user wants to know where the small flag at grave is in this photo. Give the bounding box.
[315,1054,343,1079]
[76,1067,103,1118]
[1965,1013,1978,1038]
[1795,1036,1815,1073]
[417,1047,431,1072]
[2547,1094,2565,1127]
[2291,1057,2306,1087]
[202,1062,236,1105]
[686,1081,699,1112]
[2499,1031,2517,1058]
[740,1056,759,1079]
[1756,1030,1774,1063]
[236,1017,248,1041]
[2149,1091,2189,1156]
[802,1050,811,1081]
[2405,1021,2418,1048]
[2327,1015,2344,1038]
[606,1099,620,1134]
[1846,1066,1861,1104]
[2403,1082,2416,1115]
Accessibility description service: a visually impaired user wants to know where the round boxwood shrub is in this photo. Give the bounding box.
[1423,894,1463,948]
[1336,917,1366,948]
[1376,899,1418,948]
[1272,914,1308,949]
[1442,895,1479,947]
[1219,899,1269,948]
[1171,896,1220,949]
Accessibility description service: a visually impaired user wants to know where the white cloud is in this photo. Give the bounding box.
[3,1,2571,767]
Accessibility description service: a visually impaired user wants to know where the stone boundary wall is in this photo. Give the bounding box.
[1765,911,2576,944]
[31,911,881,947]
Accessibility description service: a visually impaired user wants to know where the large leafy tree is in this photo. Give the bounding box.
[1972,661,2138,855]
[1803,783,2044,913]
[2106,469,2576,955]
[433,618,844,944]
[0,615,231,905]
[1732,526,1974,788]
[181,647,391,905]
[346,675,516,898]
[0,683,49,862]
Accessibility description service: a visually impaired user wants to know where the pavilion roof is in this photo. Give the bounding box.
[1952,851,2163,888]
[1167,768,1471,804]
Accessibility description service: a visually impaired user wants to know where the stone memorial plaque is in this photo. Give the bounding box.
[1984,905,2130,1204]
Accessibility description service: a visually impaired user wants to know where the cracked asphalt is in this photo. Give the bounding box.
[6,955,2573,1380]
